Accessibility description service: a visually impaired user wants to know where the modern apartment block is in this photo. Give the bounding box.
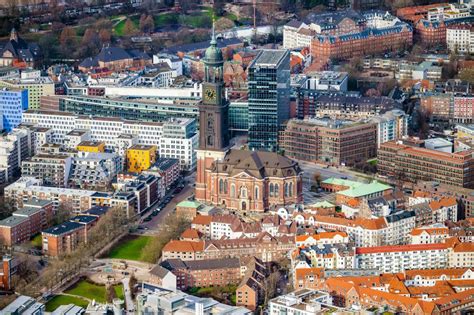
[378,140,474,188]
[0,128,31,184]
[447,23,474,54]
[421,93,474,125]
[279,118,377,166]
[370,110,408,148]
[355,243,450,273]
[248,49,290,152]
[57,95,199,122]
[21,153,72,188]
[0,88,28,132]
[0,72,54,109]
[23,110,199,170]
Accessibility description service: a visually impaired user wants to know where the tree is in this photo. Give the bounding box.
[99,29,112,44]
[51,202,73,226]
[129,273,138,298]
[312,172,322,189]
[263,271,280,306]
[139,15,155,34]
[123,18,137,36]
[106,284,117,303]
[213,0,225,17]
[80,28,101,57]
[59,27,77,56]
[458,68,474,84]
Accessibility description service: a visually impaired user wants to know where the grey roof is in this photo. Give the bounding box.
[2,295,44,314]
[0,215,29,227]
[305,9,365,28]
[161,258,241,271]
[152,158,180,171]
[79,46,150,68]
[386,210,416,223]
[286,20,304,28]
[251,49,288,68]
[13,207,43,217]
[85,205,109,217]
[211,149,302,179]
[51,304,85,315]
[43,221,83,236]
[150,264,173,278]
[70,215,98,224]
[23,199,52,208]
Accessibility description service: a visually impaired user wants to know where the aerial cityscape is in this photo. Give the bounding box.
[0,0,473,313]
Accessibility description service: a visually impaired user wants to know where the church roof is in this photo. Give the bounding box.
[210,149,302,179]
[0,29,41,61]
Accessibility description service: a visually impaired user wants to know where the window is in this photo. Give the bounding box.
[274,184,279,197]
[255,186,259,199]
[269,183,274,197]
[219,179,224,194]
[230,184,235,197]
[240,186,247,198]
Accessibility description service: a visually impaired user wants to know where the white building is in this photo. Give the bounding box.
[269,290,332,315]
[283,21,313,49]
[153,54,183,77]
[447,24,474,54]
[295,232,349,247]
[409,225,450,244]
[428,3,471,22]
[370,109,408,148]
[300,72,349,92]
[0,128,32,184]
[356,243,449,273]
[449,243,474,268]
[22,111,199,170]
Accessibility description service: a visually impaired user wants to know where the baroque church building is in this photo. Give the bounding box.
[195,29,303,213]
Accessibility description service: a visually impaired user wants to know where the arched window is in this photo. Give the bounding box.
[207,135,213,146]
[240,186,247,198]
[230,184,235,198]
[289,182,293,197]
[255,186,259,200]
[284,183,289,197]
[219,179,224,193]
[224,180,228,194]
[274,184,279,197]
[269,183,274,197]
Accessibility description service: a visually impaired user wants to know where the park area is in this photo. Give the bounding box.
[187,285,237,305]
[45,279,124,311]
[106,234,154,262]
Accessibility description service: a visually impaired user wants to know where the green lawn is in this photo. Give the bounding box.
[64,280,124,304]
[187,285,237,305]
[107,235,153,261]
[65,280,108,303]
[154,13,179,28]
[30,234,42,248]
[45,295,89,312]
[114,16,139,36]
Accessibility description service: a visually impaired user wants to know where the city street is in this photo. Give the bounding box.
[139,173,196,234]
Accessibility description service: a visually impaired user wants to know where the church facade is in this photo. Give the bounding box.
[195,30,303,213]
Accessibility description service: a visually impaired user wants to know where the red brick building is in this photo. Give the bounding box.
[0,200,54,246]
[161,258,241,290]
[311,25,412,62]
[415,20,446,46]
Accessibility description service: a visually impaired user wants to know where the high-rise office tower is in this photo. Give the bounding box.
[248,49,290,152]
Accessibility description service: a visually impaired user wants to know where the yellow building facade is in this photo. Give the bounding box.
[77,141,105,153]
[126,145,157,173]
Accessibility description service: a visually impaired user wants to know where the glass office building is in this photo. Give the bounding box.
[247,50,290,152]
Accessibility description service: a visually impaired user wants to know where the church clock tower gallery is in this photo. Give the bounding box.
[195,27,230,201]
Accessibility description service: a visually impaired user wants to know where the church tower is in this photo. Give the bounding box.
[195,26,230,201]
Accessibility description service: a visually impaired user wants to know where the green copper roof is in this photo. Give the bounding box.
[338,181,392,198]
[204,23,223,63]
[177,200,202,208]
[321,177,363,189]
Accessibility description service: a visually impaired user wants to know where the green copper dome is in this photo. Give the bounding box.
[204,25,223,63]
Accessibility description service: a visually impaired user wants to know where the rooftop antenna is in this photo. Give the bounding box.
[253,0,257,42]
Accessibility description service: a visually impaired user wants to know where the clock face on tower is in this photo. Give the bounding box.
[204,87,217,103]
